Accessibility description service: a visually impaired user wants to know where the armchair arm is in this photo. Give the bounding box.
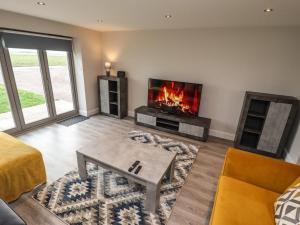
[222,148,300,193]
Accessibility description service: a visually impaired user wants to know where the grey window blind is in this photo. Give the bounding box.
[1,32,73,52]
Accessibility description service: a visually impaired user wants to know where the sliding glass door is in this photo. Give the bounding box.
[46,50,76,115]
[0,60,16,131]
[0,31,78,133]
[8,48,50,124]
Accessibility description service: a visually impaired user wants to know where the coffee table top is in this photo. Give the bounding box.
[76,134,176,185]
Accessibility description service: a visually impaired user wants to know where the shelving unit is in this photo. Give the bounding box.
[135,106,211,141]
[156,117,180,131]
[98,75,128,119]
[239,99,269,147]
[234,92,299,158]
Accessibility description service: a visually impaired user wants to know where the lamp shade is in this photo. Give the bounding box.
[105,62,111,70]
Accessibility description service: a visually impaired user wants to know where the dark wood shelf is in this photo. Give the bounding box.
[98,75,128,119]
[243,128,262,135]
[156,122,179,131]
[108,80,118,92]
[234,91,299,158]
[240,132,259,148]
[156,117,179,127]
[247,113,266,119]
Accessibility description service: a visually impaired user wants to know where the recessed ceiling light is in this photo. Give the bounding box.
[37,1,46,6]
[165,14,172,19]
[264,8,274,13]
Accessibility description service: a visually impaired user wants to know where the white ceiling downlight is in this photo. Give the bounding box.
[0,0,299,31]
[264,8,274,13]
[37,2,46,6]
[165,14,172,19]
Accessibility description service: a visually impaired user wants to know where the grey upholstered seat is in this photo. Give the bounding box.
[0,199,26,225]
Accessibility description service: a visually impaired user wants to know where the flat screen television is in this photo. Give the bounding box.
[148,78,202,117]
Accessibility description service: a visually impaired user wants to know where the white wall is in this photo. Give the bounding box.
[101,27,300,161]
[1,10,299,163]
[0,9,102,115]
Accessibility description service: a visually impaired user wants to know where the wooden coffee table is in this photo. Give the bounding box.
[76,134,176,213]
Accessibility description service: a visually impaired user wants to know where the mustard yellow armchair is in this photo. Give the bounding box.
[209,148,300,225]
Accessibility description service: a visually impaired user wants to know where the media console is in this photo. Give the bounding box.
[135,106,211,141]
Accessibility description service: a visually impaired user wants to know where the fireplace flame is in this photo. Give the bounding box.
[156,82,190,112]
[149,80,200,116]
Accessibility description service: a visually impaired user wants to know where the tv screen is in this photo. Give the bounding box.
[148,78,202,116]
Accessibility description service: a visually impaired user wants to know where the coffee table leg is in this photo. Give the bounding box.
[145,183,160,213]
[166,159,175,183]
[77,152,88,180]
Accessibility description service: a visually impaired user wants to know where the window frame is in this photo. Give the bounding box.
[0,29,79,133]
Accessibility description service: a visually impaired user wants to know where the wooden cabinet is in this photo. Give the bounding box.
[135,106,211,141]
[234,91,299,158]
[98,75,127,119]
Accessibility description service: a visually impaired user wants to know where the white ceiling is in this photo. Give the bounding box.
[0,0,300,31]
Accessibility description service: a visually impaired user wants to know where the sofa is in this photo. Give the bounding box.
[0,132,46,202]
[0,198,26,225]
[209,148,300,225]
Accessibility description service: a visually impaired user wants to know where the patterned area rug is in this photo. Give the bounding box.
[32,131,199,225]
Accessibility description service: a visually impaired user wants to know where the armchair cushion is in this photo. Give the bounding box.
[222,148,300,193]
[285,176,300,191]
[210,176,279,225]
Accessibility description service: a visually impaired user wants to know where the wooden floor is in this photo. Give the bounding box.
[9,115,231,225]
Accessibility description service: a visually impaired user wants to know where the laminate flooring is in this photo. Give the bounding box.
[9,115,232,225]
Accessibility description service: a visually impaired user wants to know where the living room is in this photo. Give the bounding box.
[0,1,300,225]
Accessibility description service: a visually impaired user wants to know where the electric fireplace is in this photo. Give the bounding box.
[148,78,202,117]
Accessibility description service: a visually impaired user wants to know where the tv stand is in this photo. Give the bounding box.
[159,110,169,114]
[134,106,211,141]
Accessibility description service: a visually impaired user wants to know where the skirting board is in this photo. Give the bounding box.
[128,110,135,117]
[209,129,235,141]
[128,110,235,141]
[80,109,296,163]
[79,108,99,117]
[130,111,295,163]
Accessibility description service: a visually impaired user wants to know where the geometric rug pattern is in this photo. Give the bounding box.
[32,130,199,225]
[274,182,300,225]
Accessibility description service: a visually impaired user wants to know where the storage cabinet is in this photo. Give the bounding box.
[135,106,211,141]
[234,92,298,158]
[98,75,127,119]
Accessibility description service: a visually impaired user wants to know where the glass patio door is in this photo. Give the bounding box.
[8,48,51,125]
[0,58,17,132]
[45,50,76,116]
[0,30,78,133]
